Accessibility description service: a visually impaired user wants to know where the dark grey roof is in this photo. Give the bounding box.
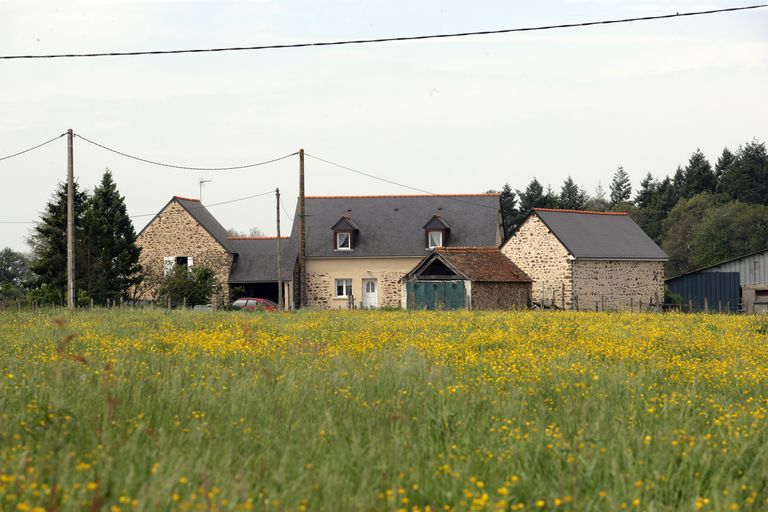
[293,195,501,258]
[174,197,235,253]
[529,209,668,260]
[228,237,297,283]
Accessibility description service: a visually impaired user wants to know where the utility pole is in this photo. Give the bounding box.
[66,128,75,310]
[299,148,306,308]
[276,187,283,310]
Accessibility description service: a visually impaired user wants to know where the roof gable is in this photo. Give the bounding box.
[406,247,531,283]
[138,196,235,253]
[331,216,360,231]
[296,194,501,258]
[505,208,667,261]
[422,215,451,230]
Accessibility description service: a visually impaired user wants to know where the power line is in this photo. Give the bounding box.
[75,133,298,171]
[1,5,764,60]
[0,133,66,162]
[130,190,275,218]
[280,195,294,222]
[304,153,499,210]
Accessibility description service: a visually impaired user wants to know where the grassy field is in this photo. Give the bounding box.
[1,309,768,511]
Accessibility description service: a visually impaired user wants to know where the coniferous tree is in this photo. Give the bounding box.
[584,183,610,212]
[499,183,519,236]
[680,149,715,198]
[718,140,768,205]
[28,180,89,304]
[517,178,544,215]
[558,176,587,210]
[714,147,735,191]
[609,166,632,206]
[84,170,142,304]
[634,173,658,210]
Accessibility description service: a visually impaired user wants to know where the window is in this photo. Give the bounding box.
[336,278,353,297]
[427,230,443,249]
[164,256,194,276]
[336,232,352,250]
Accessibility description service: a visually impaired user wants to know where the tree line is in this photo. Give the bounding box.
[493,138,768,277]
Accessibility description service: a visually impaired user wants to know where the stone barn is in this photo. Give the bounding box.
[403,247,532,310]
[501,208,668,311]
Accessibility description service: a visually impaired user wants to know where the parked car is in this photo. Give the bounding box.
[230,298,278,311]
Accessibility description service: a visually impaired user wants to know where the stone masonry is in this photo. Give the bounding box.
[501,214,573,308]
[136,201,233,305]
[305,270,408,309]
[573,260,665,311]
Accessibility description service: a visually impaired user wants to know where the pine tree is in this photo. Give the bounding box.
[680,149,715,198]
[558,176,587,210]
[718,140,768,205]
[28,180,89,304]
[517,178,545,216]
[609,166,632,206]
[714,147,735,189]
[634,172,658,210]
[85,170,142,304]
[499,183,518,236]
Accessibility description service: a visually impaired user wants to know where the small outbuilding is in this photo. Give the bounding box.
[403,247,532,310]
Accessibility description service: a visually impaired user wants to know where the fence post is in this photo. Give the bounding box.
[183,297,187,309]
[704,297,708,314]
[688,299,693,313]
[630,297,634,312]
[719,300,722,314]
[601,295,605,312]
[167,297,171,311]
[595,301,599,312]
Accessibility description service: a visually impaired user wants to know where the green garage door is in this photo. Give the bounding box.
[406,281,465,310]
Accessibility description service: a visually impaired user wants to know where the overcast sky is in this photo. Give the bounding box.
[1,0,766,252]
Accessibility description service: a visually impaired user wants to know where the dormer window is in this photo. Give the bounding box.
[331,215,360,251]
[423,215,450,250]
[428,230,443,249]
[336,231,352,250]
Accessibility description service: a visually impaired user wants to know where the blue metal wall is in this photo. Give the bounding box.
[666,272,741,312]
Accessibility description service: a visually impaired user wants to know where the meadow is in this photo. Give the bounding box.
[1,309,767,511]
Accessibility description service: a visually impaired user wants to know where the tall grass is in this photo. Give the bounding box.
[1,309,767,511]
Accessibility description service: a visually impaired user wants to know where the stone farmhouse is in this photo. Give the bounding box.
[500,208,668,311]
[135,196,295,306]
[293,194,503,309]
[136,196,667,311]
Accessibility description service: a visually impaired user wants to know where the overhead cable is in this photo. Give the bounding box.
[0,5,764,60]
[304,153,499,210]
[75,133,297,171]
[130,190,275,219]
[0,133,66,162]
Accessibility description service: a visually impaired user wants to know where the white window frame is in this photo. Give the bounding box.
[336,231,352,251]
[163,256,175,277]
[427,230,443,249]
[335,278,353,297]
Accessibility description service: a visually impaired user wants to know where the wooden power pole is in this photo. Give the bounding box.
[275,187,283,310]
[299,148,305,308]
[66,128,75,310]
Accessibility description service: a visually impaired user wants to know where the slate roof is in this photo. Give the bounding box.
[294,194,501,258]
[521,208,668,261]
[228,237,297,283]
[433,247,532,282]
[173,197,235,253]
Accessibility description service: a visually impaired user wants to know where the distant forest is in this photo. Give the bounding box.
[493,138,768,278]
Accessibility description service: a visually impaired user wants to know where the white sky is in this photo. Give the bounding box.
[1,0,766,252]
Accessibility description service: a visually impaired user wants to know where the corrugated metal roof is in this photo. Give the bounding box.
[530,208,668,261]
[293,195,501,258]
[667,247,768,285]
[228,237,297,283]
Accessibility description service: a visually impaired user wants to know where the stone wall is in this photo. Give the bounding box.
[136,201,232,305]
[306,272,333,309]
[379,271,406,308]
[471,282,531,310]
[501,215,573,308]
[573,260,665,311]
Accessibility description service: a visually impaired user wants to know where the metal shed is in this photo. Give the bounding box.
[665,272,741,312]
[665,248,768,313]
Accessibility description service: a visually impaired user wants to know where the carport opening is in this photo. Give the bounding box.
[231,283,279,303]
